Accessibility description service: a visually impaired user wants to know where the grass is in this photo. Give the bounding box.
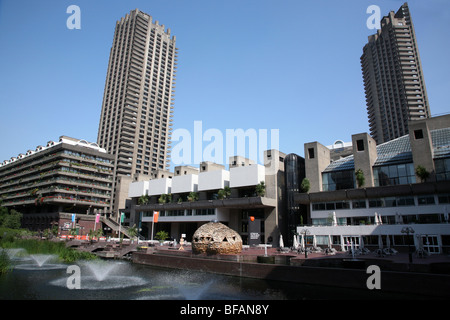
[0,227,97,273]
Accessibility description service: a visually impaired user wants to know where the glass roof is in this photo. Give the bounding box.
[323,127,450,172]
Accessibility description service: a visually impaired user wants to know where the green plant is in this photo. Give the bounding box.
[217,186,231,200]
[300,178,310,193]
[1,209,22,229]
[187,192,199,202]
[255,181,265,197]
[155,230,169,242]
[0,250,13,275]
[138,194,149,205]
[127,224,138,240]
[158,194,170,204]
[355,169,365,188]
[415,165,430,182]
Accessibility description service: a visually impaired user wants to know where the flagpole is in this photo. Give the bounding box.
[118,212,122,240]
[151,212,155,242]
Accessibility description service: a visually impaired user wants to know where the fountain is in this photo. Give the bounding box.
[50,260,147,290]
[174,279,215,300]
[2,248,30,262]
[30,254,56,267]
[14,253,67,270]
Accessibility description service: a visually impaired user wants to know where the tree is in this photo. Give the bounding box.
[415,165,430,183]
[127,224,138,242]
[355,169,365,188]
[2,209,22,229]
[255,181,265,197]
[300,178,310,193]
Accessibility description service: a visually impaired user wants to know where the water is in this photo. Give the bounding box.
[0,256,433,300]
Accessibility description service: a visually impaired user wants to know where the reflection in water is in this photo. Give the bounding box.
[0,259,429,300]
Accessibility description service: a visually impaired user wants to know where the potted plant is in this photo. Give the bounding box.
[187,192,199,202]
[155,230,169,245]
[300,178,310,193]
[355,169,365,188]
[415,165,430,182]
[255,181,265,197]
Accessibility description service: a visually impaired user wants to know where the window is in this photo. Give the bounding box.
[373,163,416,186]
[418,195,435,205]
[414,129,424,139]
[322,170,355,191]
[308,148,315,159]
[356,139,364,151]
[435,158,450,181]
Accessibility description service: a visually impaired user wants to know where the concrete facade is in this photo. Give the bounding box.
[127,150,292,247]
[0,136,114,232]
[97,9,177,219]
[295,115,450,254]
[361,3,431,144]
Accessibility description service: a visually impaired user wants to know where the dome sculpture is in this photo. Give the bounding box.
[192,221,242,254]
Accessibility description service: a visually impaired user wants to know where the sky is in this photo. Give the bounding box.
[0,0,449,169]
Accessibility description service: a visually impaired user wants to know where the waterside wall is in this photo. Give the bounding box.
[132,251,450,298]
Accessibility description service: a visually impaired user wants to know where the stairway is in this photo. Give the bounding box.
[101,216,134,239]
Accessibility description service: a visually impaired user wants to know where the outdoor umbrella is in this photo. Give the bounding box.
[279,234,284,248]
[378,234,383,249]
[332,211,337,226]
[293,234,299,249]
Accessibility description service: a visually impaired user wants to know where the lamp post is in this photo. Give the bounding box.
[300,228,310,259]
[401,226,415,266]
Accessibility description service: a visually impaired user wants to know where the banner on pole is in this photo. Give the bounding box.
[95,214,100,223]
[120,212,125,223]
[71,214,76,223]
[153,211,159,223]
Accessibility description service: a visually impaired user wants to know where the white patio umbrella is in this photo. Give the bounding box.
[300,234,305,251]
[293,234,299,249]
[386,235,391,249]
[374,212,379,225]
[360,236,365,250]
[328,235,332,249]
[378,234,383,249]
[332,211,337,226]
[279,234,284,248]
[312,235,317,248]
[378,214,383,225]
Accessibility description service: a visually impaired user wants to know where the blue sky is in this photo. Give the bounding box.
[0,0,449,168]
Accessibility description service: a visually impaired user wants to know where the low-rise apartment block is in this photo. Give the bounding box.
[0,136,114,233]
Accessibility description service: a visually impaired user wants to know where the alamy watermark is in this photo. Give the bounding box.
[66,5,81,30]
[171,121,280,167]
[366,265,381,290]
[66,265,81,289]
[366,5,381,30]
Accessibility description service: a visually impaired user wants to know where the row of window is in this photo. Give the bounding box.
[322,159,450,191]
[312,194,450,211]
[142,208,215,217]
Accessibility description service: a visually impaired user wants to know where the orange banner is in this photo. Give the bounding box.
[153,211,159,223]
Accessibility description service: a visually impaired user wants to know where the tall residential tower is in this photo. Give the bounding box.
[361,2,430,144]
[97,9,177,216]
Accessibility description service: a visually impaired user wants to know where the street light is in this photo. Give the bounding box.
[300,228,310,259]
[401,226,415,266]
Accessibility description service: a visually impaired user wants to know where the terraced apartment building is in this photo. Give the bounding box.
[0,136,114,231]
